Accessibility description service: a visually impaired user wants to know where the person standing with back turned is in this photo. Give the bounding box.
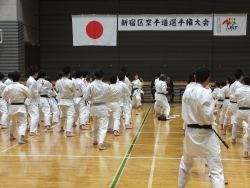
[178,67,225,188]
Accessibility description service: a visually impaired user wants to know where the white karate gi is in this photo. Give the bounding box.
[224,81,242,125]
[56,77,77,133]
[233,85,250,143]
[117,81,132,126]
[218,85,230,126]
[84,80,110,145]
[48,89,59,123]
[2,82,32,136]
[4,78,13,86]
[83,79,90,124]
[132,79,141,107]
[155,80,170,117]
[25,76,40,133]
[74,78,88,126]
[0,81,8,126]
[154,78,160,112]
[213,88,223,122]
[178,83,225,188]
[107,84,123,132]
[182,82,197,130]
[37,78,52,127]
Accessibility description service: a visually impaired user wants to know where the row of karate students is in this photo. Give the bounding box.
[182,69,250,158]
[0,66,144,149]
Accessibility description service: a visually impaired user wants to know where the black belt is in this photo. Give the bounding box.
[239,107,250,110]
[11,103,24,105]
[79,95,83,98]
[187,124,229,149]
[157,92,166,96]
[131,88,139,96]
[218,99,224,102]
[40,95,49,98]
[230,101,237,103]
[225,97,229,99]
[0,96,2,98]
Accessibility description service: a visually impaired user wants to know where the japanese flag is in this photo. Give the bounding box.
[72,15,117,46]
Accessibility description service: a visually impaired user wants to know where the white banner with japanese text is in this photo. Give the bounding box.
[118,15,213,31]
[213,14,247,36]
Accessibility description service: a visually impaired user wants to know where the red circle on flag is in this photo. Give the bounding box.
[86,21,103,39]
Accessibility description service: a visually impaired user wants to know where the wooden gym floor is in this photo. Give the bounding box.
[0,103,250,188]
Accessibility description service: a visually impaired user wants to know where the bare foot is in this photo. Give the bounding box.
[231,139,236,144]
[125,125,132,129]
[60,128,65,132]
[93,141,98,145]
[10,137,16,140]
[99,144,107,150]
[81,125,89,130]
[114,130,121,136]
[1,126,8,129]
[243,151,249,158]
[166,115,171,120]
[45,126,52,130]
[52,122,58,125]
[18,136,25,144]
[72,123,77,127]
[66,132,75,137]
[18,140,25,144]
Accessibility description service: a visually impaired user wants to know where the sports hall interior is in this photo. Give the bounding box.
[0,0,250,187]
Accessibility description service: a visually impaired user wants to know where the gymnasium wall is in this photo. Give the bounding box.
[39,0,250,81]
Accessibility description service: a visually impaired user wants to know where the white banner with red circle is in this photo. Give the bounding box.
[118,14,213,31]
[72,15,117,46]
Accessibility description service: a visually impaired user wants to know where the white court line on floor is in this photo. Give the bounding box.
[148,120,162,188]
[0,154,249,162]
[0,123,60,154]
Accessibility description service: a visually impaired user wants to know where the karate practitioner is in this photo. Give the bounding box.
[233,76,250,150]
[84,69,110,150]
[25,66,40,136]
[132,73,142,109]
[218,76,234,134]
[2,71,32,144]
[212,81,222,124]
[74,70,89,130]
[154,72,162,115]
[4,72,13,86]
[120,67,132,91]
[107,75,123,136]
[117,73,132,129]
[182,71,197,135]
[224,69,243,137]
[56,67,77,137]
[45,77,59,125]
[0,72,8,129]
[82,70,91,125]
[178,67,225,188]
[154,74,171,120]
[37,70,53,130]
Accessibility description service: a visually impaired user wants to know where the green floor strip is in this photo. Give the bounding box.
[110,105,152,188]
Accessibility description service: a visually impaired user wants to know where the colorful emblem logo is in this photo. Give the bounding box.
[222,18,238,31]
